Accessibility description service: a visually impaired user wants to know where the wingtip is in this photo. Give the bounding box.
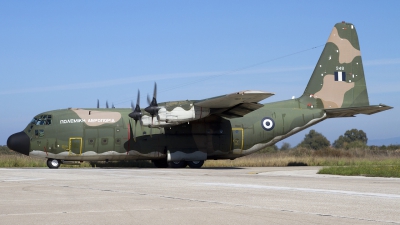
[378,103,394,110]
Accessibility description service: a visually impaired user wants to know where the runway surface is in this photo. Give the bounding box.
[0,166,399,225]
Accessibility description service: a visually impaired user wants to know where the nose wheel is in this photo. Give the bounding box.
[47,159,60,169]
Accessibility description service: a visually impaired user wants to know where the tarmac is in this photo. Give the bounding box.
[0,166,399,225]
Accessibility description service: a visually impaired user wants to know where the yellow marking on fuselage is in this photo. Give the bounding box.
[68,137,83,155]
[232,128,244,152]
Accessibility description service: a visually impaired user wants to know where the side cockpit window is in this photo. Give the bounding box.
[46,115,52,125]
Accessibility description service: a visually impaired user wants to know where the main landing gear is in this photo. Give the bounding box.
[169,160,187,168]
[169,160,204,168]
[47,158,61,169]
[186,160,204,168]
[152,159,205,168]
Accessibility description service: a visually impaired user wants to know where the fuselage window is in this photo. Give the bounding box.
[34,129,45,138]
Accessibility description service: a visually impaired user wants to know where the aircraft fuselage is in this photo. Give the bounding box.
[14,99,325,163]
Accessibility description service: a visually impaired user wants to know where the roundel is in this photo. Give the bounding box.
[261,117,275,131]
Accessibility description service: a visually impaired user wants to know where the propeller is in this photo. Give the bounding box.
[97,100,114,109]
[145,83,160,136]
[128,90,143,141]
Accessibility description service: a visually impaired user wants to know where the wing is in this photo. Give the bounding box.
[195,90,274,118]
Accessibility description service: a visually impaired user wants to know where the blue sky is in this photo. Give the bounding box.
[1,0,399,146]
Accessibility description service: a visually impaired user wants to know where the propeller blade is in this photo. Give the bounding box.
[134,120,137,141]
[129,89,143,132]
[153,82,157,100]
[137,89,140,107]
[150,117,153,137]
[147,94,151,105]
[106,101,109,108]
[147,82,158,106]
[144,82,160,137]
[97,99,99,108]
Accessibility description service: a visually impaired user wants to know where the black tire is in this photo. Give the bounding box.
[187,160,204,168]
[47,159,60,169]
[169,160,187,168]
[152,159,169,168]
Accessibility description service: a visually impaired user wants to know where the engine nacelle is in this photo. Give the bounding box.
[140,105,210,127]
[158,106,209,122]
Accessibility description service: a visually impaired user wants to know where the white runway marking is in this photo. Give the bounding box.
[202,182,400,199]
[1,177,45,182]
[0,206,233,217]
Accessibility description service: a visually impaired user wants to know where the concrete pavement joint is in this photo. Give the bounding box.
[48,183,400,224]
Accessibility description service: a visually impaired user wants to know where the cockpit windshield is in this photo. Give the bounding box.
[31,115,52,125]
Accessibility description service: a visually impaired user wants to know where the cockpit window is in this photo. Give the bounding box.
[31,115,52,125]
[30,118,37,125]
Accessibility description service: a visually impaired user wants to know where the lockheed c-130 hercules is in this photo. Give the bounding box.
[7,22,392,169]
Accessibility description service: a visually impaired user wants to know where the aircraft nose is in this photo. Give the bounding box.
[7,132,30,156]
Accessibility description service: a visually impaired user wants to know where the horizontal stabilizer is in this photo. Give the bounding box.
[325,104,392,118]
[195,90,274,108]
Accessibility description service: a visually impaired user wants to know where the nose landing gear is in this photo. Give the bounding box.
[47,159,60,169]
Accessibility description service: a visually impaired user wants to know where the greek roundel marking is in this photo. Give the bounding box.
[261,117,275,131]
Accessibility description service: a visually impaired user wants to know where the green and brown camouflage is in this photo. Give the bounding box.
[7,22,392,168]
[301,22,368,109]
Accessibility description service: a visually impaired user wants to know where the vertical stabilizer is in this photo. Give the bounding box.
[300,22,369,109]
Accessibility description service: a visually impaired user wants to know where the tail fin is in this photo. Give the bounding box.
[301,22,369,109]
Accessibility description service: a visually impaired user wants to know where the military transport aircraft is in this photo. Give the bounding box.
[7,22,392,169]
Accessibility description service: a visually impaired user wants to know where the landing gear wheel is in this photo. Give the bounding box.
[47,159,60,169]
[169,160,187,168]
[187,160,204,168]
[152,159,169,168]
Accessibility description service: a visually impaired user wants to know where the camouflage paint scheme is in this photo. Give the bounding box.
[7,22,392,168]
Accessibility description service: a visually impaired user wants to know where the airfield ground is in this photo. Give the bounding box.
[0,167,399,224]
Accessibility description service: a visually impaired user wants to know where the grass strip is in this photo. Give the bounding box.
[0,155,92,168]
[318,165,400,178]
[0,155,47,167]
